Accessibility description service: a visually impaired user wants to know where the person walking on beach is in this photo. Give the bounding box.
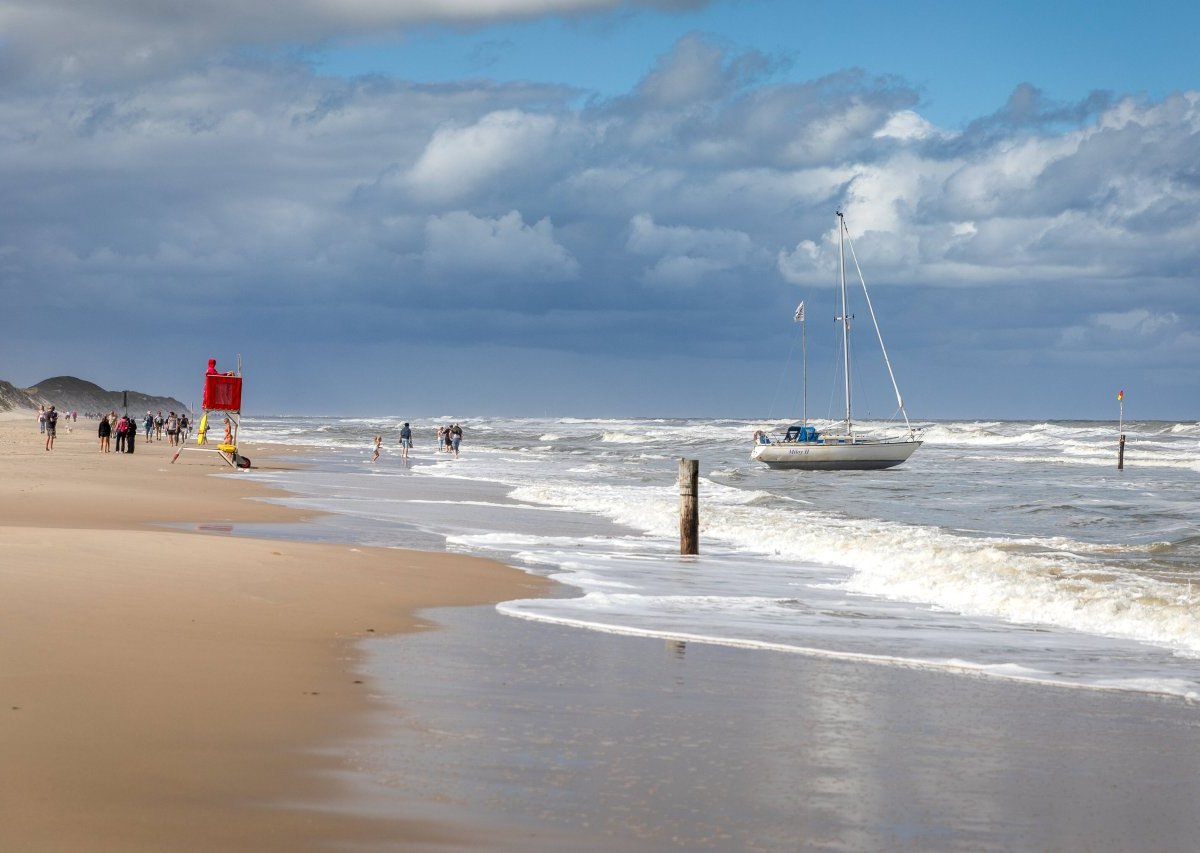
[44,405,58,451]
[398,422,413,459]
[144,412,154,442]
[98,414,112,453]
[451,423,462,458]
[166,412,179,446]
[371,435,382,463]
[115,415,128,453]
[38,405,45,434]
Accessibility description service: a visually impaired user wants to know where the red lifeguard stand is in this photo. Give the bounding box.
[172,355,250,469]
[203,374,243,412]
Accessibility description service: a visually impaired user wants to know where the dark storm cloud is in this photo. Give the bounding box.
[0,1,716,87]
[0,7,1197,416]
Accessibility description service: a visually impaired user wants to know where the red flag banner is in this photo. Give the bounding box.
[1117,390,1124,401]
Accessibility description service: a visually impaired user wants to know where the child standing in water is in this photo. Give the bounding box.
[371,435,382,463]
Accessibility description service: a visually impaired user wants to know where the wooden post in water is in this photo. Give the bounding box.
[679,458,699,555]
[1117,388,1126,470]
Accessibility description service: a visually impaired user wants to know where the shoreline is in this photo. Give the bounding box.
[0,412,551,850]
[10,408,1200,851]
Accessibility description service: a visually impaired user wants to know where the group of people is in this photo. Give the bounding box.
[39,404,81,451]
[92,410,191,453]
[141,410,189,446]
[38,404,194,454]
[437,424,463,458]
[370,422,463,462]
[38,404,75,438]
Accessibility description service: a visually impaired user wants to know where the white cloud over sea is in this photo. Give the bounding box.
[1,3,1197,418]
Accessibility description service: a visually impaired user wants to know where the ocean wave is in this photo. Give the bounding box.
[243,413,1200,697]
[600,431,651,444]
[495,600,1200,700]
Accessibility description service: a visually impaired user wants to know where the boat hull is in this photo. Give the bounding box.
[751,439,921,471]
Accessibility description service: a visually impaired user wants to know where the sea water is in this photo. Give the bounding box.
[240,416,1200,700]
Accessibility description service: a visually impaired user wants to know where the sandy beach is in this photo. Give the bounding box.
[7,409,1200,853]
[0,412,548,851]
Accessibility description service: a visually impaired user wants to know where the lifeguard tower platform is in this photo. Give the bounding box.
[173,358,250,469]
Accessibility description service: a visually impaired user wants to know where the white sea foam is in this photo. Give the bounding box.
[243,414,1200,699]
[495,602,1200,700]
[599,431,650,444]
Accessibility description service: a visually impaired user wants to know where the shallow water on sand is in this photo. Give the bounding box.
[243,415,1200,700]
[350,606,1200,853]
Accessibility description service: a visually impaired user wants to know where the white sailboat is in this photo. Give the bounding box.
[752,212,922,471]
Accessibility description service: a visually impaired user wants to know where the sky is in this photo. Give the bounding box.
[1,0,1197,420]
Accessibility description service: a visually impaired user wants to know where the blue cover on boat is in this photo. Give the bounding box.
[784,425,819,442]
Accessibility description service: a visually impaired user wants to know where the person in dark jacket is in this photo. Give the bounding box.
[98,415,112,453]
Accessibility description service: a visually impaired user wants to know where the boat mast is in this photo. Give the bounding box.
[837,212,852,436]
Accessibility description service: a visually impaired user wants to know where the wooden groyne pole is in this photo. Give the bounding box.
[1117,389,1125,470]
[679,458,699,555]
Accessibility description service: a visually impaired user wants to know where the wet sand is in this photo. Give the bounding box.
[358,605,1200,852]
[8,410,1200,852]
[237,445,1200,852]
[0,412,548,851]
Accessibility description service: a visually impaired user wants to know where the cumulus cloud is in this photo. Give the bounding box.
[1091,308,1181,336]
[628,213,752,258]
[423,210,579,282]
[2,34,1197,307]
[604,38,918,171]
[874,110,943,142]
[626,211,756,286]
[1055,308,1192,373]
[405,109,574,204]
[0,18,1197,415]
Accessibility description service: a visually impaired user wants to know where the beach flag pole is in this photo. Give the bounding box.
[1117,389,1125,470]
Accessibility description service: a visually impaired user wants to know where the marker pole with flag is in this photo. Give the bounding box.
[795,302,807,425]
[1117,389,1126,470]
